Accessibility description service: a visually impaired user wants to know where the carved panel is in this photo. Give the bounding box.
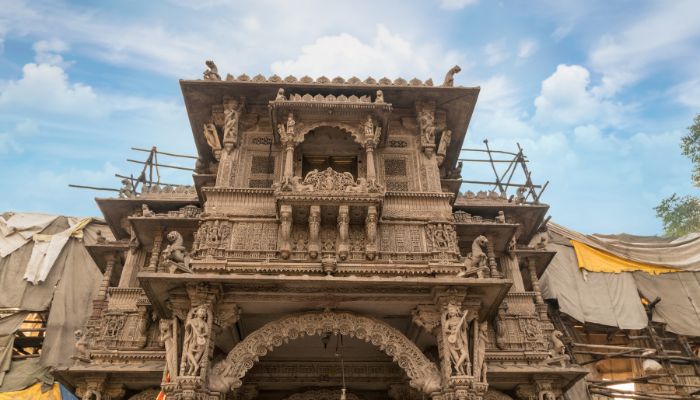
[382,193,453,221]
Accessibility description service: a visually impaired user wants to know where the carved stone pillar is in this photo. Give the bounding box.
[416,101,437,157]
[365,143,377,183]
[337,205,349,260]
[283,141,295,181]
[93,253,115,319]
[308,205,321,259]
[527,258,548,319]
[164,283,223,400]
[485,239,502,279]
[146,232,163,273]
[119,248,147,287]
[278,204,292,259]
[365,205,378,260]
[215,144,239,187]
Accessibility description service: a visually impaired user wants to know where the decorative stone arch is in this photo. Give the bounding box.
[284,389,363,400]
[294,122,366,147]
[208,310,442,395]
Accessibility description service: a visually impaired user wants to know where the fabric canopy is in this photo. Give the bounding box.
[549,222,700,271]
[571,240,680,275]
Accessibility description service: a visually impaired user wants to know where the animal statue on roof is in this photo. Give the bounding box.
[458,235,489,277]
[203,60,221,81]
[443,65,461,87]
[161,231,192,273]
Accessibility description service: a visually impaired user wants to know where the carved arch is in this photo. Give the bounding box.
[294,122,365,147]
[208,311,442,395]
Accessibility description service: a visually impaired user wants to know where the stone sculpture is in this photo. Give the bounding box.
[443,65,461,87]
[161,231,192,273]
[180,305,210,376]
[474,321,489,382]
[118,178,134,199]
[442,302,471,376]
[458,235,489,277]
[159,318,178,380]
[73,329,90,362]
[437,129,451,166]
[375,89,384,103]
[203,60,221,81]
[141,204,154,217]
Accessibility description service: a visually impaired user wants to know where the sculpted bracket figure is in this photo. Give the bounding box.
[442,302,472,377]
[180,305,211,377]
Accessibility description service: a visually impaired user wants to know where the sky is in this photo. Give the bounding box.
[0,0,698,235]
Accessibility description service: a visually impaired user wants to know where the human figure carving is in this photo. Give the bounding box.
[203,60,221,81]
[443,65,461,87]
[181,305,210,376]
[442,302,471,376]
[437,129,452,166]
[223,99,241,149]
[159,318,178,380]
[474,321,488,382]
[275,88,285,101]
[142,204,154,217]
[345,177,368,192]
[203,122,221,158]
[459,235,489,277]
[118,178,134,198]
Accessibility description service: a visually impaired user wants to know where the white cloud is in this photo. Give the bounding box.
[670,79,700,109]
[517,39,537,59]
[439,0,478,10]
[551,24,573,41]
[483,40,508,66]
[0,63,102,117]
[589,0,700,95]
[32,39,71,67]
[271,25,458,80]
[533,64,627,128]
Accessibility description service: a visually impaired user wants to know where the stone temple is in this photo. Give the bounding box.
[52,63,594,400]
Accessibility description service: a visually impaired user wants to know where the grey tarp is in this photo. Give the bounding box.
[0,358,52,393]
[540,243,648,329]
[0,312,28,386]
[633,272,700,336]
[39,239,102,367]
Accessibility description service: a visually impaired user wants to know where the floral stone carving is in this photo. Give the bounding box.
[208,310,441,395]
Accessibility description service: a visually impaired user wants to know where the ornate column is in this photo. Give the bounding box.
[421,290,489,400]
[337,205,349,260]
[365,205,378,260]
[365,143,377,183]
[277,112,298,185]
[278,204,293,259]
[485,238,502,279]
[308,205,321,259]
[527,257,548,319]
[93,253,115,319]
[164,283,227,400]
[146,232,163,273]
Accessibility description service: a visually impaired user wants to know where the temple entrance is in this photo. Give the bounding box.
[208,310,441,398]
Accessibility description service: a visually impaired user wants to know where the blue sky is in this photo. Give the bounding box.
[0,0,698,235]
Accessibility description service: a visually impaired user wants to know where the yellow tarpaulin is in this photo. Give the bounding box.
[0,382,61,400]
[571,240,681,275]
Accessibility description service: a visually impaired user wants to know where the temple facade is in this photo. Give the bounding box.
[60,63,587,400]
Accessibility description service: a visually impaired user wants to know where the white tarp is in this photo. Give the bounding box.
[0,214,58,258]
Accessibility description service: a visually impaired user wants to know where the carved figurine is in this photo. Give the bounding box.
[161,231,192,273]
[375,89,384,103]
[448,161,463,179]
[142,204,154,217]
[118,178,134,199]
[286,113,296,135]
[442,302,471,376]
[203,60,221,81]
[543,330,570,367]
[73,329,90,362]
[528,230,549,249]
[159,318,178,380]
[181,305,210,376]
[442,65,461,87]
[474,322,488,382]
[345,177,368,192]
[458,235,489,277]
[275,87,285,101]
[437,129,452,166]
[291,175,314,192]
[514,186,527,204]
[363,115,375,142]
[82,388,102,400]
[223,99,241,149]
